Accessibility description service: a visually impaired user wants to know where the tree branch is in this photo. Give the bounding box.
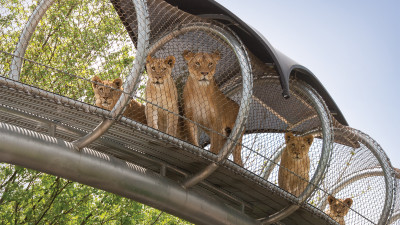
[0,168,18,190]
[80,212,93,225]
[34,178,71,225]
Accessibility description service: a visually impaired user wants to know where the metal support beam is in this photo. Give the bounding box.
[0,122,260,225]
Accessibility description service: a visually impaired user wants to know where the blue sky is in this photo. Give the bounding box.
[215,0,400,168]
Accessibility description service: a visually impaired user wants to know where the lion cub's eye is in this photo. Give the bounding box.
[291,143,295,147]
[99,87,104,92]
[162,67,167,71]
[208,62,213,67]
[151,66,156,71]
[195,62,200,66]
[301,145,305,149]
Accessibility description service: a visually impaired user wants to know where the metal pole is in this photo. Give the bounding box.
[72,0,150,149]
[0,122,260,225]
[9,0,56,81]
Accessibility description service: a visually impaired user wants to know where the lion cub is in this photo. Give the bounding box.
[278,132,313,197]
[91,76,146,124]
[325,196,353,225]
[145,55,179,137]
[182,50,243,166]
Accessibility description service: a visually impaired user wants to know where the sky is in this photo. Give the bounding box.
[215,0,400,168]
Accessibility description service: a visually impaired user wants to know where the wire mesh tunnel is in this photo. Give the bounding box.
[0,0,398,224]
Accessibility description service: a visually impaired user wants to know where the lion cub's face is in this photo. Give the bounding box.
[92,76,122,109]
[183,50,221,86]
[285,132,314,160]
[328,196,353,218]
[146,55,175,85]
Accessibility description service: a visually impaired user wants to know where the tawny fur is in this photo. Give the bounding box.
[91,76,146,124]
[145,55,179,137]
[182,50,243,166]
[278,132,313,196]
[325,196,353,225]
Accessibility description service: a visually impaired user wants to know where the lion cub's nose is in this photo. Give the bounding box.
[201,72,209,76]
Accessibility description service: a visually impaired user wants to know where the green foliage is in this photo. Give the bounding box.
[0,0,189,224]
[1,0,137,102]
[0,164,191,224]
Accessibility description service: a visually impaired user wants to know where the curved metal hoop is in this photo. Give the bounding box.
[146,22,253,189]
[259,80,334,224]
[9,0,56,81]
[261,121,397,224]
[320,127,396,225]
[72,0,150,149]
[8,0,150,150]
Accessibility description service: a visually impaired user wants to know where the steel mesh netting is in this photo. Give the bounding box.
[236,78,327,179]
[391,170,400,224]
[1,0,397,224]
[303,126,397,225]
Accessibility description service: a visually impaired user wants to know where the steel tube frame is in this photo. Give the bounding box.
[260,81,333,224]
[146,22,253,189]
[72,0,149,149]
[0,122,259,225]
[9,0,56,81]
[318,169,385,210]
[8,0,150,150]
[0,101,252,211]
[266,125,396,224]
[332,128,395,225]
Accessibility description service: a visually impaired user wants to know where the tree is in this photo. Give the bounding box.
[0,0,190,224]
[0,164,191,224]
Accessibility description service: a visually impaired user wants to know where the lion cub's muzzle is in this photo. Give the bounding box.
[292,152,301,159]
[153,79,163,85]
[101,98,112,107]
[198,73,210,83]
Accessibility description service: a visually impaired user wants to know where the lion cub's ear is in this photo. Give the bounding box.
[146,55,153,64]
[92,76,102,88]
[212,50,221,62]
[183,50,195,62]
[344,198,353,207]
[327,195,335,205]
[113,78,123,89]
[285,132,294,143]
[303,135,314,146]
[165,55,176,68]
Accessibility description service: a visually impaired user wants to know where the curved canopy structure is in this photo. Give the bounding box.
[162,0,348,126]
[0,0,397,224]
